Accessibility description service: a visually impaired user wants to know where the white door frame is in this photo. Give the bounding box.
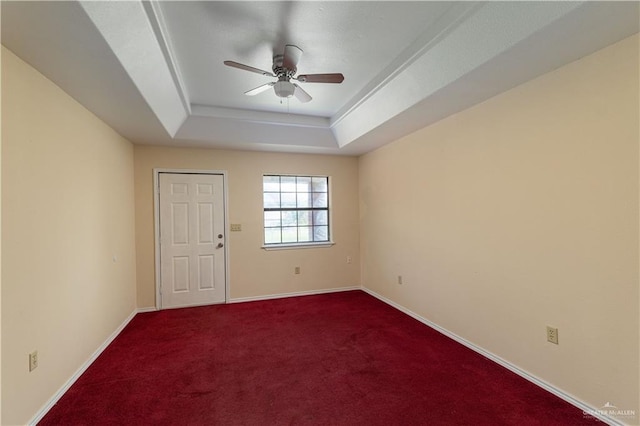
[153,168,230,310]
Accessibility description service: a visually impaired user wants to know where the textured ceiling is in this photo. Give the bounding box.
[160,1,454,117]
[2,1,639,155]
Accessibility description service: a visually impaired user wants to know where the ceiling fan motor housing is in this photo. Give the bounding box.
[273,54,296,75]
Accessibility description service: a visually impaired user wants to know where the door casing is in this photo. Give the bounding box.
[153,168,230,310]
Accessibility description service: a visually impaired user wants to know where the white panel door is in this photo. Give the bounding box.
[159,173,226,308]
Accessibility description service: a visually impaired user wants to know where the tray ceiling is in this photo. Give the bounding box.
[2,1,638,155]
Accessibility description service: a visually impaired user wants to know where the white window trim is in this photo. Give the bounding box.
[261,241,335,251]
[262,174,332,248]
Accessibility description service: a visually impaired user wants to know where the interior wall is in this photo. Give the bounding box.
[0,17,3,422]
[134,146,360,307]
[1,47,137,425]
[359,34,639,419]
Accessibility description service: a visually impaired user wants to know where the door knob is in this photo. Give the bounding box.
[217,242,224,248]
[218,234,223,239]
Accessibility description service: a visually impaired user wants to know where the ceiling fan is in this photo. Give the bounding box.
[224,44,344,103]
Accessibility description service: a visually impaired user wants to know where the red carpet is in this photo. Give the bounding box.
[40,290,599,425]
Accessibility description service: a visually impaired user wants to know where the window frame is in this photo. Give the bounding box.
[261,174,335,250]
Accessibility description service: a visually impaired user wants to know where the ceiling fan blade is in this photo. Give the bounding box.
[224,60,275,77]
[245,82,275,96]
[293,84,312,103]
[296,73,344,83]
[283,44,303,71]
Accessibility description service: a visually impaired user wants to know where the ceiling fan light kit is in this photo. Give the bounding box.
[274,80,296,98]
[224,44,344,104]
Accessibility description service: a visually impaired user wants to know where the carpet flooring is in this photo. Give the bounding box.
[40,290,600,425]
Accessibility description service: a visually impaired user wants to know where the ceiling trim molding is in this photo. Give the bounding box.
[191,104,330,129]
[79,0,189,137]
[330,1,482,130]
[330,1,585,149]
[142,0,192,116]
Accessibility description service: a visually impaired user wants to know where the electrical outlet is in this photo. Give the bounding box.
[346,256,352,264]
[29,351,38,372]
[397,275,403,285]
[546,326,559,345]
[294,266,301,275]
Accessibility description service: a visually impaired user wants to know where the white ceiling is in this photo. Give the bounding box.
[2,1,638,156]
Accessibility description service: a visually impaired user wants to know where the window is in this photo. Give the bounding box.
[263,175,330,246]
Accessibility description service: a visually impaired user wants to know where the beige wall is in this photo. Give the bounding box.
[1,47,137,424]
[1,26,636,425]
[359,34,639,419]
[134,146,360,307]
[0,28,3,425]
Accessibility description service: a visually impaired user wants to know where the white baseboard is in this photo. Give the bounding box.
[28,307,142,425]
[361,287,624,426]
[28,289,622,426]
[228,285,361,304]
[28,289,358,424]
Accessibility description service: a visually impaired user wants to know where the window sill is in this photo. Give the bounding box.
[262,241,335,251]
